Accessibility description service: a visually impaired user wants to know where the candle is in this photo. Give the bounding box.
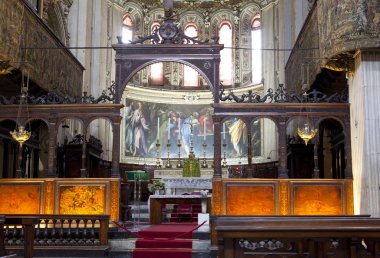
[157,117,160,139]
[204,118,207,140]
[167,117,170,140]
[164,0,173,9]
[223,123,226,140]
[178,117,181,140]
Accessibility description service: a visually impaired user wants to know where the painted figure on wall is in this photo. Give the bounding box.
[124,100,135,155]
[181,112,200,156]
[131,102,149,156]
[122,99,264,161]
[228,118,247,157]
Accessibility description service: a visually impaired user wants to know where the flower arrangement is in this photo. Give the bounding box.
[147,180,165,193]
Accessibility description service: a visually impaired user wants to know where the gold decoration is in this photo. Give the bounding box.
[59,185,106,215]
[297,124,318,146]
[279,180,289,215]
[0,60,13,75]
[297,94,318,145]
[10,72,31,147]
[10,126,31,147]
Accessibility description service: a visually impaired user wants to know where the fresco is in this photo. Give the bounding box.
[59,185,105,215]
[0,184,41,214]
[318,0,380,58]
[123,98,261,161]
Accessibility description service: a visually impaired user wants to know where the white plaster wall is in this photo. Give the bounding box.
[262,3,275,90]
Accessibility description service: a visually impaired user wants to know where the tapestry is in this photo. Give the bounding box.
[318,0,380,58]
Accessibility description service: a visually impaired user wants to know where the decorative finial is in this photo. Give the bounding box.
[163,0,173,18]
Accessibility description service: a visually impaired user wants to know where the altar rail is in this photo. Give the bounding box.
[1,214,109,258]
[212,216,380,258]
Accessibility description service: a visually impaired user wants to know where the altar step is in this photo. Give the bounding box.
[130,202,149,223]
[108,238,211,258]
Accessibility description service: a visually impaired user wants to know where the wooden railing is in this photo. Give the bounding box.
[1,215,109,258]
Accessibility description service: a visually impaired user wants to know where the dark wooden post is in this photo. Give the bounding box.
[213,116,222,178]
[0,215,5,256]
[111,117,122,178]
[80,132,87,178]
[15,144,23,178]
[312,119,320,178]
[246,118,253,177]
[23,218,37,258]
[278,117,288,178]
[46,119,57,177]
[343,115,353,179]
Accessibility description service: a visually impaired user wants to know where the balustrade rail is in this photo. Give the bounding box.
[1,214,109,258]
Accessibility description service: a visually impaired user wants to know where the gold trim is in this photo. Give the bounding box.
[212,179,222,215]
[279,180,289,215]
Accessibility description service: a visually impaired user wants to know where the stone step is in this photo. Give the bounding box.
[109,239,211,251]
[131,213,149,219]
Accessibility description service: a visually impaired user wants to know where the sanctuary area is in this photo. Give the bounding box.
[0,0,380,257]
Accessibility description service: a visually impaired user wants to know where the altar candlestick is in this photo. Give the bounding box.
[157,117,160,139]
[167,118,170,140]
[204,118,207,140]
[223,123,226,140]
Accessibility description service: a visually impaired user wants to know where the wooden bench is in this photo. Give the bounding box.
[212,215,380,258]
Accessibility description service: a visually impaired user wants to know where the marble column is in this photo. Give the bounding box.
[349,50,380,216]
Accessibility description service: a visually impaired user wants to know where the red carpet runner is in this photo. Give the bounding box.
[113,221,206,258]
[133,223,198,258]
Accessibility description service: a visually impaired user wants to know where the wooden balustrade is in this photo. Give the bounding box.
[1,214,109,258]
[212,216,380,258]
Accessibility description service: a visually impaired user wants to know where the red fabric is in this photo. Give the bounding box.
[133,223,199,258]
[137,223,197,239]
[133,248,192,258]
[135,239,192,248]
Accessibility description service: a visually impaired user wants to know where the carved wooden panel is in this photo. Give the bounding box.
[225,182,277,215]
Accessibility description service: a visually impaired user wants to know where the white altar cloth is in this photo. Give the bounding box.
[161,177,212,189]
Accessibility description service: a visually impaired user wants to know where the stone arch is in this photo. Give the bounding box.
[123,1,144,36]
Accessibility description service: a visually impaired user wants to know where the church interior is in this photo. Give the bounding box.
[0,0,380,257]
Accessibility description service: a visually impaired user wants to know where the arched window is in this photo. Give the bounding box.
[150,22,164,86]
[251,16,262,84]
[183,24,199,87]
[122,14,133,43]
[219,22,233,86]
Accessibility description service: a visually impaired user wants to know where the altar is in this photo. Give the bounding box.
[161,177,212,195]
[149,194,211,224]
